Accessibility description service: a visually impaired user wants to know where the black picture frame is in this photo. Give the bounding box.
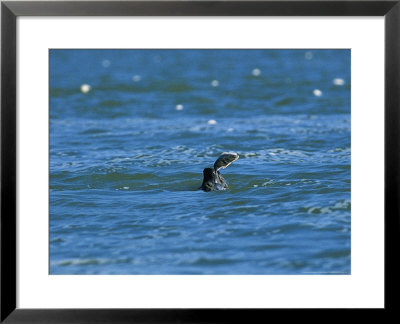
[1,0,399,322]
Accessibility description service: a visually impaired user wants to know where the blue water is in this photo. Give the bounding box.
[49,49,351,274]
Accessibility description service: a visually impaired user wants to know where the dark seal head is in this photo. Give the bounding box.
[200,153,239,191]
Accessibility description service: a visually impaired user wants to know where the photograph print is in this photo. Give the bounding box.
[49,49,350,275]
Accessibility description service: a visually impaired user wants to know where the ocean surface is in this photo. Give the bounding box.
[49,49,351,274]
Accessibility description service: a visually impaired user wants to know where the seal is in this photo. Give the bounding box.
[200,153,239,191]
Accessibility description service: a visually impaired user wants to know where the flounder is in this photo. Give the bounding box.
[200,153,239,191]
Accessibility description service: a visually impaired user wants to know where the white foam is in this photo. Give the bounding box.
[132,75,141,82]
[102,59,111,68]
[333,78,345,86]
[175,104,184,111]
[313,89,322,97]
[211,80,219,87]
[207,119,217,125]
[252,68,261,76]
[80,84,91,93]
